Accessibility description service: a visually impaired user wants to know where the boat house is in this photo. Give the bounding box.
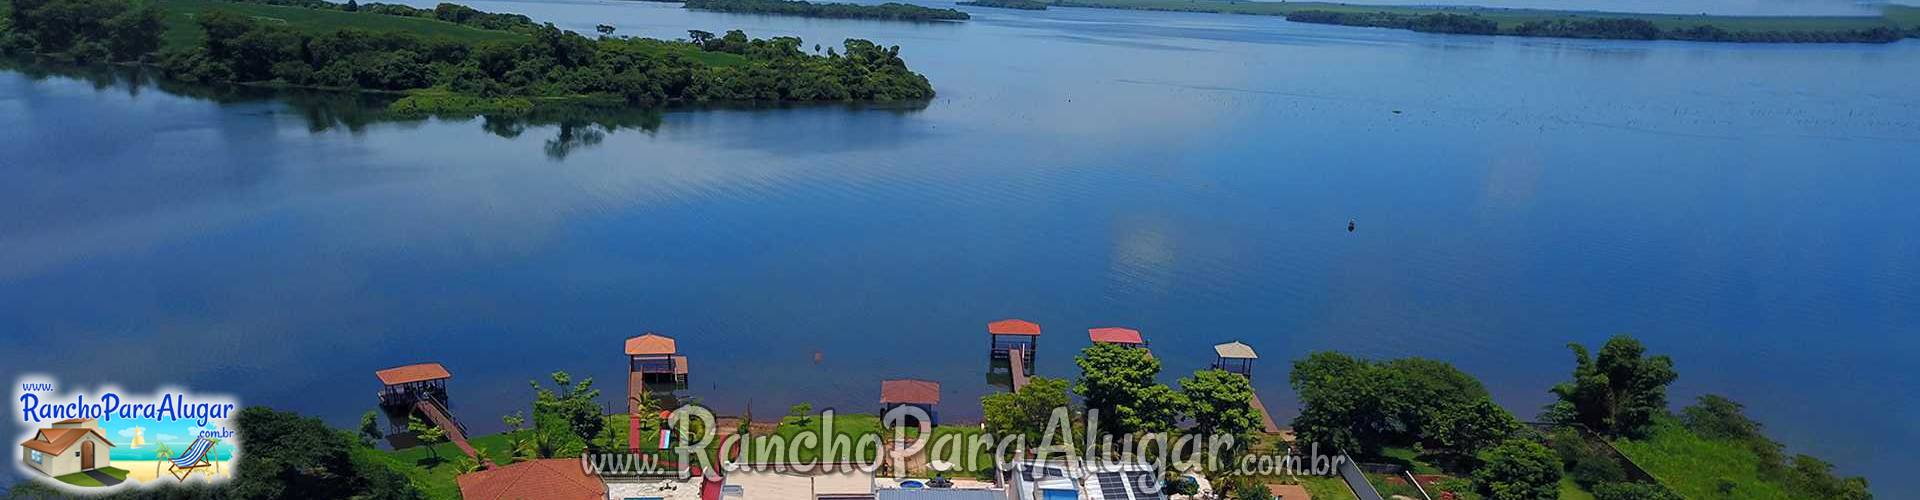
[880,378,941,428]
[1088,327,1148,349]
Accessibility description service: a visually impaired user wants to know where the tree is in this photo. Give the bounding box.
[1785,454,1872,500]
[595,24,616,37]
[1179,369,1261,447]
[225,406,423,499]
[982,376,1072,444]
[359,410,384,444]
[1592,482,1681,500]
[687,29,715,48]
[1074,343,1182,436]
[345,0,359,11]
[1549,335,1676,437]
[1427,397,1521,460]
[1288,351,1404,456]
[1472,439,1561,500]
[103,1,164,61]
[408,413,448,464]
[531,371,605,454]
[1681,394,1762,441]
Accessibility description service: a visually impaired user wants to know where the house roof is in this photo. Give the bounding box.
[880,379,941,405]
[1214,341,1258,359]
[375,363,451,385]
[987,319,1041,336]
[51,418,90,425]
[19,427,114,455]
[1088,327,1144,345]
[625,333,678,356]
[457,459,606,500]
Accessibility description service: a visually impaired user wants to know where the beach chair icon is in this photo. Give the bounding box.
[167,437,219,481]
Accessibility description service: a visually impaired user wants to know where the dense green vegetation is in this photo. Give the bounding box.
[1,0,936,114]
[1073,342,1185,435]
[5,406,427,499]
[1048,0,1920,43]
[1533,335,1874,499]
[957,0,1047,11]
[1542,335,1678,439]
[1613,398,1872,500]
[1289,352,1521,462]
[154,0,525,50]
[684,0,968,21]
[2,0,166,62]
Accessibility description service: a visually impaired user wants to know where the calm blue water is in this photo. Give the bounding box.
[3,1,1917,492]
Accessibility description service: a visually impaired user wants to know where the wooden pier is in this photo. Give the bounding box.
[375,363,476,459]
[987,319,1040,374]
[1008,348,1030,391]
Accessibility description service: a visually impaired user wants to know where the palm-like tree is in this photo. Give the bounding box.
[154,444,174,476]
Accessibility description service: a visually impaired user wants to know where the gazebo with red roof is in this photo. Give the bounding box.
[986,318,1041,370]
[880,378,942,427]
[625,333,688,385]
[375,362,451,407]
[1088,327,1148,348]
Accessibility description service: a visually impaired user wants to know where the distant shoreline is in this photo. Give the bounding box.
[1047,0,1920,43]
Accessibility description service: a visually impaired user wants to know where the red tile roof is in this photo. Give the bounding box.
[457,459,606,500]
[1088,327,1144,345]
[880,379,941,405]
[375,363,451,385]
[625,333,678,356]
[987,319,1041,336]
[19,427,114,455]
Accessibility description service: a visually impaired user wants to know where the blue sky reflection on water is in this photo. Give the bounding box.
[3,0,1919,492]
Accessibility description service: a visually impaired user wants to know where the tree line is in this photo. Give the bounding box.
[957,0,1050,11]
[1285,10,1914,43]
[2,0,166,63]
[682,0,970,21]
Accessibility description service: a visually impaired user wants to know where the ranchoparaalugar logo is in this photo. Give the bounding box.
[14,375,241,492]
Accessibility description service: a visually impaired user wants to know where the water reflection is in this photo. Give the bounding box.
[0,56,927,160]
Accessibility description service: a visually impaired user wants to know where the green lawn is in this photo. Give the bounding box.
[1297,474,1357,499]
[370,426,541,500]
[1053,0,1910,34]
[1558,476,1597,500]
[154,0,526,51]
[52,467,129,487]
[1612,420,1794,500]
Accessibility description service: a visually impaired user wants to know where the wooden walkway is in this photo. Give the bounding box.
[414,400,478,460]
[1009,348,1030,392]
[1250,393,1282,434]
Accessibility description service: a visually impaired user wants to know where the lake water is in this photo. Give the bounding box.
[4,0,1918,492]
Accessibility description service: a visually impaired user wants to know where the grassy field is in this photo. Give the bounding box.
[52,467,130,487]
[1053,0,1911,34]
[1612,419,1796,500]
[152,0,526,50]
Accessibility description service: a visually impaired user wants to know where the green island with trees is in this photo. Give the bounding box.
[682,0,969,21]
[1046,0,1920,43]
[957,0,1049,11]
[0,0,937,116]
